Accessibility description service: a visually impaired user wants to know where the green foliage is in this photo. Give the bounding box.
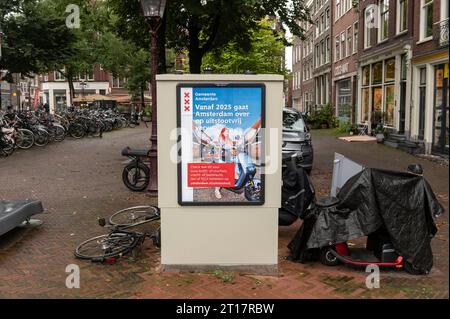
[143,106,152,117]
[108,0,312,73]
[335,120,353,134]
[202,19,287,75]
[0,0,77,79]
[308,104,337,129]
[213,270,235,284]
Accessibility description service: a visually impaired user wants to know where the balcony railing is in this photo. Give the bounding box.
[435,19,449,48]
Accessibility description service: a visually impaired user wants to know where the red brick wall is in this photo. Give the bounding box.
[413,0,443,57]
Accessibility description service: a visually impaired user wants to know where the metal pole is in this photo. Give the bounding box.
[148,21,159,195]
[0,24,3,110]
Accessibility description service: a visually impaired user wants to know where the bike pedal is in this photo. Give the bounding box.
[98,217,107,227]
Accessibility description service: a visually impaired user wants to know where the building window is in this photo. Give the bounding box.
[336,0,341,20]
[384,58,396,82]
[347,27,352,57]
[78,69,94,82]
[420,0,434,40]
[360,59,397,126]
[335,35,340,61]
[361,88,370,122]
[362,66,370,86]
[379,0,389,42]
[54,69,65,81]
[418,67,427,139]
[326,8,330,29]
[321,14,325,34]
[112,77,127,88]
[353,22,359,54]
[315,19,319,38]
[326,36,330,63]
[397,0,408,34]
[340,32,346,60]
[372,62,383,85]
[364,7,375,48]
[336,79,352,122]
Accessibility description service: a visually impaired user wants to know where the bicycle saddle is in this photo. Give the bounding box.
[0,200,44,236]
[121,147,150,157]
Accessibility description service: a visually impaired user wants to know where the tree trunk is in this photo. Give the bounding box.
[68,76,75,106]
[65,68,75,107]
[188,22,202,74]
[140,84,145,111]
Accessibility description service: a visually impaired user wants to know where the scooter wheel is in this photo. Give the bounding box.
[244,178,262,202]
[320,247,340,266]
[403,261,425,275]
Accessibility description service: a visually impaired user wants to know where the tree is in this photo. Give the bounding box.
[108,0,312,74]
[38,0,114,104]
[0,0,77,82]
[125,49,151,109]
[202,19,287,75]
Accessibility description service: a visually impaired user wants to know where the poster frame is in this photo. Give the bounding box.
[176,82,266,206]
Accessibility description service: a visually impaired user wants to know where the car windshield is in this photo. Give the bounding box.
[283,111,307,131]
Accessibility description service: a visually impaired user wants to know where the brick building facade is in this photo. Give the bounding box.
[292,0,448,154]
[332,0,359,123]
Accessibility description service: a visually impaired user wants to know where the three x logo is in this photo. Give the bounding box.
[184,92,191,112]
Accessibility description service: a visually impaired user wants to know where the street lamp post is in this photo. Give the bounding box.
[140,0,167,196]
[0,23,4,110]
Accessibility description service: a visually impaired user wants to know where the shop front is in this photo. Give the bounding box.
[411,52,449,155]
[432,63,449,154]
[359,57,399,130]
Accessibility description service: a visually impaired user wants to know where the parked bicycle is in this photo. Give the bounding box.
[121,147,151,192]
[74,206,161,262]
[0,106,132,158]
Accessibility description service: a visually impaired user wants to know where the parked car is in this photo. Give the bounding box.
[282,107,313,173]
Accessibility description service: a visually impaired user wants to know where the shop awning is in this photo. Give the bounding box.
[73,94,118,102]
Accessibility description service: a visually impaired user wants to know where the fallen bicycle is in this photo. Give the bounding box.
[74,206,160,263]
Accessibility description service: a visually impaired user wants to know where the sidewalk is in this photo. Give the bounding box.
[0,126,447,298]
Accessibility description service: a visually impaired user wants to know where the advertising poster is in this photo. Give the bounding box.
[177,84,265,206]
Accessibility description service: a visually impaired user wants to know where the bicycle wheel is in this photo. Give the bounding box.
[109,206,159,227]
[34,130,49,147]
[122,162,150,191]
[69,123,85,139]
[74,232,140,260]
[15,129,35,149]
[53,124,66,142]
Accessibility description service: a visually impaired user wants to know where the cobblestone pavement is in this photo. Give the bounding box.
[0,126,448,298]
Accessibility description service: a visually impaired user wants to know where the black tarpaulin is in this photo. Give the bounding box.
[288,168,444,274]
[281,165,315,220]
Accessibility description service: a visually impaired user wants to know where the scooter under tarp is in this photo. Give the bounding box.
[287,166,444,275]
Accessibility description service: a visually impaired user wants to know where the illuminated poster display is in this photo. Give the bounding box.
[177,84,265,206]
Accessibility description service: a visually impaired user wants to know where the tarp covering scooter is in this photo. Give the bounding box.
[288,168,444,274]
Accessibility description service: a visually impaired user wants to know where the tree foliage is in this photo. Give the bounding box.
[108,0,312,73]
[0,0,76,81]
[202,19,287,75]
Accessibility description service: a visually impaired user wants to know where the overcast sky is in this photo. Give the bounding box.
[285,28,293,73]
